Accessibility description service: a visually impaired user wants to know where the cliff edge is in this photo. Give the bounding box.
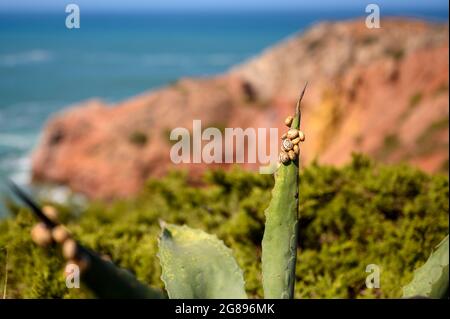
[32,19,449,199]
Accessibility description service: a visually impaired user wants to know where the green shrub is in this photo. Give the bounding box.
[409,92,423,108]
[0,154,448,298]
[129,131,148,146]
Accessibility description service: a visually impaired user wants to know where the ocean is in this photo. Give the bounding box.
[0,9,448,214]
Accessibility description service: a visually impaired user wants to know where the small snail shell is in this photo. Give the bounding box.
[280,133,287,140]
[287,129,299,139]
[282,138,293,151]
[62,239,79,260]
[52,225,71,244]
[43,205,59,223]
[288,150,296,160]
[279,152,290,164]
[298,130,306,141]
[291,137,301,145]
[284,116,293,127]
[31,223,52,247]
[101,254,112,262]
[293,144,299,155]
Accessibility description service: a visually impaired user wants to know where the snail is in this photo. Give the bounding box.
[291,136,301,145]
[287,129,299,139]
[291,131,305,145]
[62,238,79,260]
[43,205,59,222]
[52,225,71,244]
[279,151,290,164]
[284,116,293,127]
[298,131,306,142]
[288,150,296,161]
[279,111,305,164]
[282,138,293,151]
[31,223,52,247]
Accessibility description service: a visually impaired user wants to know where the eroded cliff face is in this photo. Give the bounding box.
[32,19,449,199]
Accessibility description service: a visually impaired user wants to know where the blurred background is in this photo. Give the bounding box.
[0,0,449,299]
[0,0,448,188]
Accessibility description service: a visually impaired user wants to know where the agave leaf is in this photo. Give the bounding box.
[402,235,449,299]
[261,86,306,299]
[158,223,247,299]
[81,250,166,299]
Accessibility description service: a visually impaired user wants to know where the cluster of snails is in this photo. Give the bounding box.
[31,206,91,274]
[278,115,305,164]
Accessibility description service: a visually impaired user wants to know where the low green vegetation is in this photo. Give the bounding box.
[412,117,449,157]
[376,133,400,159]
[409,92,423,108]
[433,83,448,97]
[0,154,448,298]
[385,47,405,61]
[129,131,148,146]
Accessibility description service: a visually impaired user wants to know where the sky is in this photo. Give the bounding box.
[0,0,448,12]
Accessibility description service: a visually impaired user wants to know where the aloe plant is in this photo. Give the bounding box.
[260,86,305,299]
[402,235,449,299]
[15,86,449,300]
[77,247,165,299]
[157,223,247,299]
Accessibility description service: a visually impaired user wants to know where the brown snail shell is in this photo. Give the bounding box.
[291,137,301,145]
[52,225,71,244]
[298,130,305,141]
[284,116,293,127]
[293,144,299,155]
[287,129,299,139]
[279,151,290,164]
[280,133,287,140]
[31,223,52,247]
[62,239,79,260]
[43,205,59,223]
[282,138,293,151]
[288,150,296,160]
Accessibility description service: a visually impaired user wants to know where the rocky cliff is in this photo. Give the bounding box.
[32,19,449,199]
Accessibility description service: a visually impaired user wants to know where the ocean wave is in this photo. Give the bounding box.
[0,133,37,149]
[9,156,31,185]
[141,53,243,67]
[0,49,53,67]
[0,153,31,185]
[81,52,245,68]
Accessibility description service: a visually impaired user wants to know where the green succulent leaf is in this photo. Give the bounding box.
[157,223,247,299]
[81,250,165,299]
[261,87,305,299]
[402,235,449,299]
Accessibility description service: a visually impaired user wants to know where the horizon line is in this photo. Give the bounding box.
[0,5,448,14]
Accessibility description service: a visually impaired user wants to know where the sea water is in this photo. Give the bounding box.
[0,9,447,216]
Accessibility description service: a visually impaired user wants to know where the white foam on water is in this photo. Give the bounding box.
[9,156,32,185]
[140,53,245,67]
[0,49,53,67]
[0,133,36,150]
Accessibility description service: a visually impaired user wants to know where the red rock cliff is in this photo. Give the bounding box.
[32,19,449,199]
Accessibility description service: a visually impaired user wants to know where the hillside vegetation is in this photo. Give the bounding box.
[0,155,448,298]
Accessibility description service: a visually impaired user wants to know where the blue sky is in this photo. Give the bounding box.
[0,0,448,12]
